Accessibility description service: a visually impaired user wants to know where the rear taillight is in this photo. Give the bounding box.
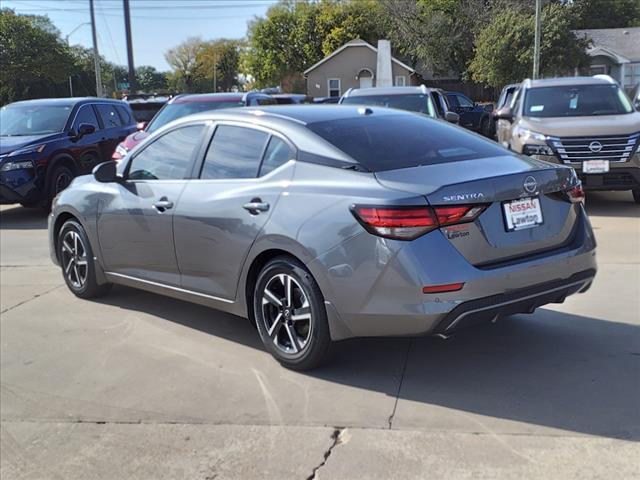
[567,183,585,204]
[352,204,486,240]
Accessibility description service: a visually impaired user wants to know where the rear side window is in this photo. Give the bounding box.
[456,95,474,107]
[259,137,294,176]
[72,105,99,130]
[307,114,506,172]
[128,125,204,180]
[115,105,133,125]
[201,125,269,179]
[96,104,123,128]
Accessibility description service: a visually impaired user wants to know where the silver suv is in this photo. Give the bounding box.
[496,76,640,203]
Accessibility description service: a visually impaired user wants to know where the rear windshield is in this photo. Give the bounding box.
[341,94,437,118]
[523,84,633,117]
[307,114,506,172]
[147,100,243,133]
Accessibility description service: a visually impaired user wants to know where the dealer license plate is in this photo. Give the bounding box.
[582,160,609,174]
[503,197,543,231]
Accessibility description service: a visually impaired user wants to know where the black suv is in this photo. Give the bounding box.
[0,97,136,207]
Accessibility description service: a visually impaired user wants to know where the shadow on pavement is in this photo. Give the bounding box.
[585,191,639,218]
[97,285,640,441]
[0,205,48,230]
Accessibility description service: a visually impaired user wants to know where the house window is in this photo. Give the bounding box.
[588,64,607,75]
[395,75,406,86]
[623,63,640,88]
[328,78,341,97]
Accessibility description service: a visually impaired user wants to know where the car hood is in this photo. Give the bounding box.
[519,112,640,137]
[0,133,61,156]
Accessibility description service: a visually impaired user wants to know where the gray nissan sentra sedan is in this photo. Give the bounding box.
[48,105,597,370]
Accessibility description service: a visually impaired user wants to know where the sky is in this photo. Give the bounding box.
[3,0,278,70]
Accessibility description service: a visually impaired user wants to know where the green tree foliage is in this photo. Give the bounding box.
[0,9,75,104]
[243,0,387,90]
[469,3,590,88]
[135,65,168,92]
[572,0,640,29]
[197,39,242,92]
[164,36,204,92]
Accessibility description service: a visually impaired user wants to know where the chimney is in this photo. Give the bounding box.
[376,40,393,87]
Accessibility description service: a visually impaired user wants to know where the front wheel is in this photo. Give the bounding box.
[48,165,74,207]
[253,256,332,370]
[57,220,112,299]
[633,189,640,204]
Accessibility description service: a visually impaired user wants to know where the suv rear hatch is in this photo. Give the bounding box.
[375,155,581,266]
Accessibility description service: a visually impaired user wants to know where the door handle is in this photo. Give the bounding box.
[243,201,270,214]
[153,199,174,213]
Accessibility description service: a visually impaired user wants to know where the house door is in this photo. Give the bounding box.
[359,76,373,88]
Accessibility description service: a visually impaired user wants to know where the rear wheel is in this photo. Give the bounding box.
[633,189,640,204]
[253,256,331,370]
[57,220,112,299]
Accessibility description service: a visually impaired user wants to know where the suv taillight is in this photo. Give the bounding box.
[352,204,486,240]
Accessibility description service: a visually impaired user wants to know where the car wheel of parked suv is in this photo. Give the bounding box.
[633,190,640,205]
[48,165,74,205]
[253,256,331,371]
[57,220,112,299]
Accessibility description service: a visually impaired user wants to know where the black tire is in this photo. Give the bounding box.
[253,256,332,371]
[480,117,491,138]
[633,190,640,204]
[57,219,112,299]
[47,164,75,206]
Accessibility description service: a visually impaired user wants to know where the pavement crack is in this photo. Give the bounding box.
[388,338,412,429]
[306,427,346,480]
[0,285,63,315]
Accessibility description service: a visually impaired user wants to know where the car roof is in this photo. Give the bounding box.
[524,75,617,89]
[5,97,128,108]
[169,92,273,104]
[343,86,431,97]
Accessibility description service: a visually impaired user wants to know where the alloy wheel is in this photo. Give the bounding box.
[261,273,313,355]
[60,230,88,289]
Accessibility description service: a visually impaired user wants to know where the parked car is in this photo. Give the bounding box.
[0,97,136,207]
[49,105,596,370]
[445,91,493,136]
[339,86,459,123]
[272,94,313,104]
[495,75,640,203]
[125,94,172,124]
[112,92,278,161]
[313,96,340,104]
[491,83,520,139]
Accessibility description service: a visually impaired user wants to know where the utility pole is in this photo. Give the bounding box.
[533,0,541,79]
[213,51,217,92]
[123,0,137,92]
[89,0,103,97]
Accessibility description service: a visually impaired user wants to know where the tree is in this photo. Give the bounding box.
[135,65,168,92]
[197,39,242,92]
[469,3,590,88]
[164,37,204,92]
[0,9,75,104]
[572,0,640,29]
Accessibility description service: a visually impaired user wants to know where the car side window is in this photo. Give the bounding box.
[431,92,445,116]
[128,125,204,180]
[96,104,123,128]
[259,137,295,176]
[446,94,458,108]
[115,105,133,125]
[72,105,100,131]
[200,125,269,179]
[457,95,474,108]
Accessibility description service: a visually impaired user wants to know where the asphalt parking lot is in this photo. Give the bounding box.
[1,191,639,479]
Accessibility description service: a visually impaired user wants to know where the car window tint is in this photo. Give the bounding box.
[128,125,204,180]
[115,105,132,125]
[308,114,506,172]
[260,137,294,176]
[445,94,458,108]
[201,125,269,179]
[96,104,123,128]
[432,92,445,116]
[457,95,474,107]
[72,105,99,130]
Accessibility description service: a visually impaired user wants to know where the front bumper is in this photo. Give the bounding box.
[578,168,640,191]
[0,169,41,204]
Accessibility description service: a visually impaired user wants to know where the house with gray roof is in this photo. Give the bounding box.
[575,27,640,91]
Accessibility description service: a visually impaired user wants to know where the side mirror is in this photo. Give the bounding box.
[93,161,118,183]
[136,121,147,131]
[76,123,96,138]
[444,111,460,124]
[484,104,494,112]
[496,108,514,122]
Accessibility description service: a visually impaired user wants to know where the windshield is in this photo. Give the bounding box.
[130,102,166,123]
[147,100,243,133]
[308,114,506,172]
[341,94,437,118]
[0,104,72,136]
[523,84,633,117]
